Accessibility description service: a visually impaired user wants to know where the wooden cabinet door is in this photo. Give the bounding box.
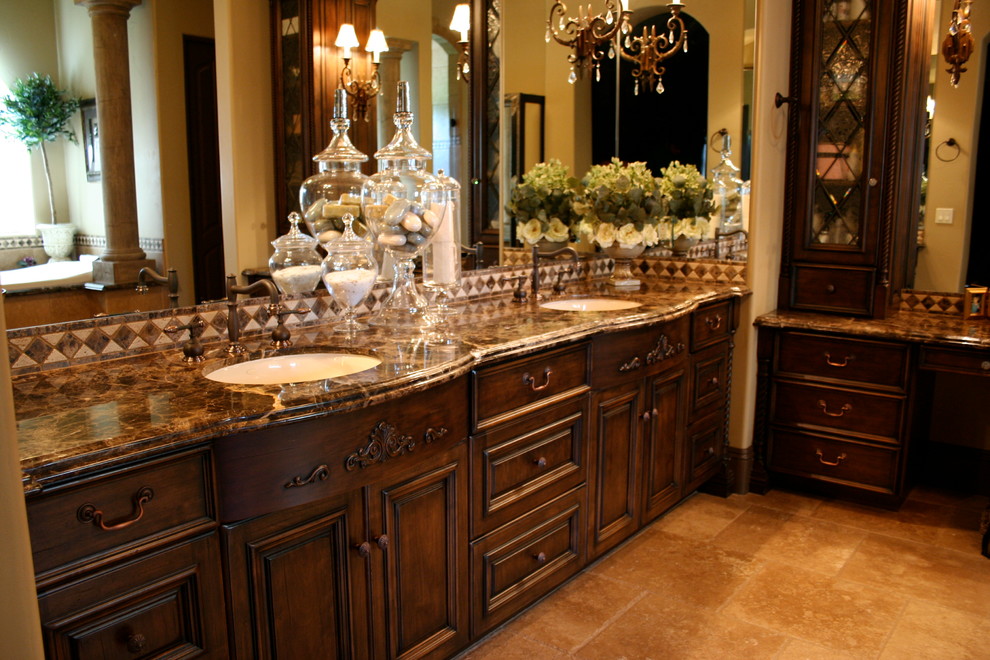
[222,490,369,660]
[589,381,642,559]
[370,445,469,660]
[640,368,686,523]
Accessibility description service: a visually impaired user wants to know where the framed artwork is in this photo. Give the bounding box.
[963,286,987,319]
[80,98,100,182]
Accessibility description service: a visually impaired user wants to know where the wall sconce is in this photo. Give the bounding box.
[618,1,688,95]
[335,23,389,122]
[942,0,974,87]
[450,3,471,82]
[547,0,631,83]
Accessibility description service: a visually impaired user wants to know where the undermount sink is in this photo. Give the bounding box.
[205,353,381,385]
[540,298,642,312]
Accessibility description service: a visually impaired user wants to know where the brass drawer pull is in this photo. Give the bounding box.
[704,446,715,457]
[127,633,147,654]
[642,410,651,421]
[824,352,854,367]
[376,534,389,551]
[284,464,330,489]
[982,361,990,371]
[534,456,548,468]
[817,400,851,417]
[709,376,719,386]
[524,367,553,391]
[355,541,372,558]
[816,449,847,466]
[534,552,547,564]
[619,356,642,372]
[705,315,723,330]
[77,486,154,532]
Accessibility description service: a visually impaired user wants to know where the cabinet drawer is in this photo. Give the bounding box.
[919,346,990,377]
[215,377,468,522]
[690,342,729,415]
[473,343,590,431]
[778,331,909,390]
[773,380,903,442]
[791,265,874,315]
[769,429,900,493]
[37,534,228,659]
[685,413,724,492]
[28,449,215,584]
[591,317,688,390]
[472,396,588,537]
[691,301,733,350]
[470,487,585,636]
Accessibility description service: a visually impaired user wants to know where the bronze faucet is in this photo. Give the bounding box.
[136,266,179,308]
[531,245,580,298]
[224,275,309,353]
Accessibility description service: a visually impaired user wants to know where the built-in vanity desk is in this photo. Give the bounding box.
[12,277,747,659]
[753,310,990,511]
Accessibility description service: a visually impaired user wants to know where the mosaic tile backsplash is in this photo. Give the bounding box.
[5,255,747,374]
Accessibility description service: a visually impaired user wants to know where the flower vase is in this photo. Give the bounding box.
[604,243,645,287]
[671,234,697,257]
[37,223,76,261]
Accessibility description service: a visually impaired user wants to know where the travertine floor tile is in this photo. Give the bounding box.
[457,629,572,660]
[647,492,749,540]
[722,562,906,657]
[591,530,763,610]
[880,599,990,660]
[735,488,825,515]
[713,505,867,575]
[907,485,989,512]
[839,533,990,617]
[508,572,646,653]
[776,638,865,659]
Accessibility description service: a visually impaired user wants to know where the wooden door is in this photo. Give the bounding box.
[589,382,641,559]
[370,447,468,659]
[222,490,368,659]
[640,369,686,523]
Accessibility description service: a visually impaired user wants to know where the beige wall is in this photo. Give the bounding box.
[915,0,984,292]
[378,0,435,150]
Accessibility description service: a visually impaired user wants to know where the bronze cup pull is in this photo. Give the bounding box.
[524,367,553,391]
[77,486,154,532]
[816,449,847,466]
[824,352,853,367]
[817,400,851,417]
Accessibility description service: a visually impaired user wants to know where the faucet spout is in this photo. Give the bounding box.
[137,266,180,308]
[532,246,580,297]
[225,275,281,354]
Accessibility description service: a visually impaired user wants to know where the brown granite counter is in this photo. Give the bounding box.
[755,309,990,349]
[13,279,749,491]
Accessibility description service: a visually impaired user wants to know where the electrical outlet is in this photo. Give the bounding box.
[934,208,954,225]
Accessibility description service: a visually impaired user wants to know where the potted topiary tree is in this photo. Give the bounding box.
[0,73,80,260]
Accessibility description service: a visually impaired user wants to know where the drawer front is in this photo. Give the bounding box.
[473,343,590,431]
[28,449,215,583]
[685,413,724,492]
[791,265,873,315]
[37,534,228,659]
[591,317,688,390]
[691,301,733,350]
[778,331,909,390]
[215,377,468,522]
[773,380,903,442]
[472,396,588,537]
[769,429,900,492]
[919,346,990,377]
[690,342,729,416]
[470,487,585,636]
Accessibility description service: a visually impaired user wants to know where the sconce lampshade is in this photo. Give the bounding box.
[365,28,389,63]
[335,23,360,58]
[449,4,471,43]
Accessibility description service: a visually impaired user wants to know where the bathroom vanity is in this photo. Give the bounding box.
[12,278,745,659]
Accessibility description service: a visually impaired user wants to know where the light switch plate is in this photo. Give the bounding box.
[934,208,954,225]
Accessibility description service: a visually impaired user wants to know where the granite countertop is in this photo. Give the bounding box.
[755,309,990,349]
[13,279,749,491]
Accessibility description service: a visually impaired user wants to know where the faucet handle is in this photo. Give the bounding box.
[269,304,311,349]
[164,319,207,363]
[553,267,575,294]
[504,275,528,303]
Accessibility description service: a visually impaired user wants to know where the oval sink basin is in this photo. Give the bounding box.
[205,353,381,385]
[540,298,642,312]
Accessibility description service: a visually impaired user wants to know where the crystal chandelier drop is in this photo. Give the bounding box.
[942,0,974,87]
[618,2,688,95]
[546,0,632,84]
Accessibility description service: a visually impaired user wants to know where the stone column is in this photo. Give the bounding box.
[76,0,153,284]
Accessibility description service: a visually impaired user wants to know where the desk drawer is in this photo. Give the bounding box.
[28,449,215,583]
[791,265,873,315]
[773,380,903,442]
[473,343,590,431]
[592,317,688,390]
[919,346,990,377]
[690,342,729,415]
[778,332,909,390]
[769,429,899,492]
[691,301,733,350]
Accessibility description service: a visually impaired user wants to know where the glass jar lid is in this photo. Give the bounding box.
[272,211,320,252]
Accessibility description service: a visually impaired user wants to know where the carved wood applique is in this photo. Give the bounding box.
[284,464,330,489]
[345,421,449,471]
[645,333,685,365]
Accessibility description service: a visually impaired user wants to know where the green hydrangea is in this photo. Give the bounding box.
[658,161,716,220]
[574,158,666,248]
[507,159,580,244]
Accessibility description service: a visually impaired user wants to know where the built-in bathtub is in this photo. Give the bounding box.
[0,255,97,293]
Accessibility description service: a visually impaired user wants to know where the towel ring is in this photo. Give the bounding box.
[935,138,961,162]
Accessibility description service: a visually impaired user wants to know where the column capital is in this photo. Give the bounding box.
[74,0,142,17]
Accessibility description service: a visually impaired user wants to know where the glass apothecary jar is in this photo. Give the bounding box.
[422,168,462,322]
[321,213,378,333]
[269,211,323,294]
[299,89,369,246]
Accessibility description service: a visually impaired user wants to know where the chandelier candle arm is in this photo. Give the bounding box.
[617,2,688,95]
[547,0,631,82]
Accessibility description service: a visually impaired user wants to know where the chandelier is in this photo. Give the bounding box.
[334,24,389,121]
[942,0,974,87]
[546,0,632,83]
[618,2,688,95]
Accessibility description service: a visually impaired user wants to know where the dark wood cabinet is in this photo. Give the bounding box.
[777,0,932,317]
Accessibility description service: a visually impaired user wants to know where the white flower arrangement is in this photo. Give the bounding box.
[573,158,666,249]
[658,161,716,242]
[507,159,579,245]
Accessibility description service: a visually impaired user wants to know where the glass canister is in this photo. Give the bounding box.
[321,213,378,334]
[422,168,462,322]
[361,81,447,331]
[299,89,369,246]
[710,130,745,233]
[269,211,324,294]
